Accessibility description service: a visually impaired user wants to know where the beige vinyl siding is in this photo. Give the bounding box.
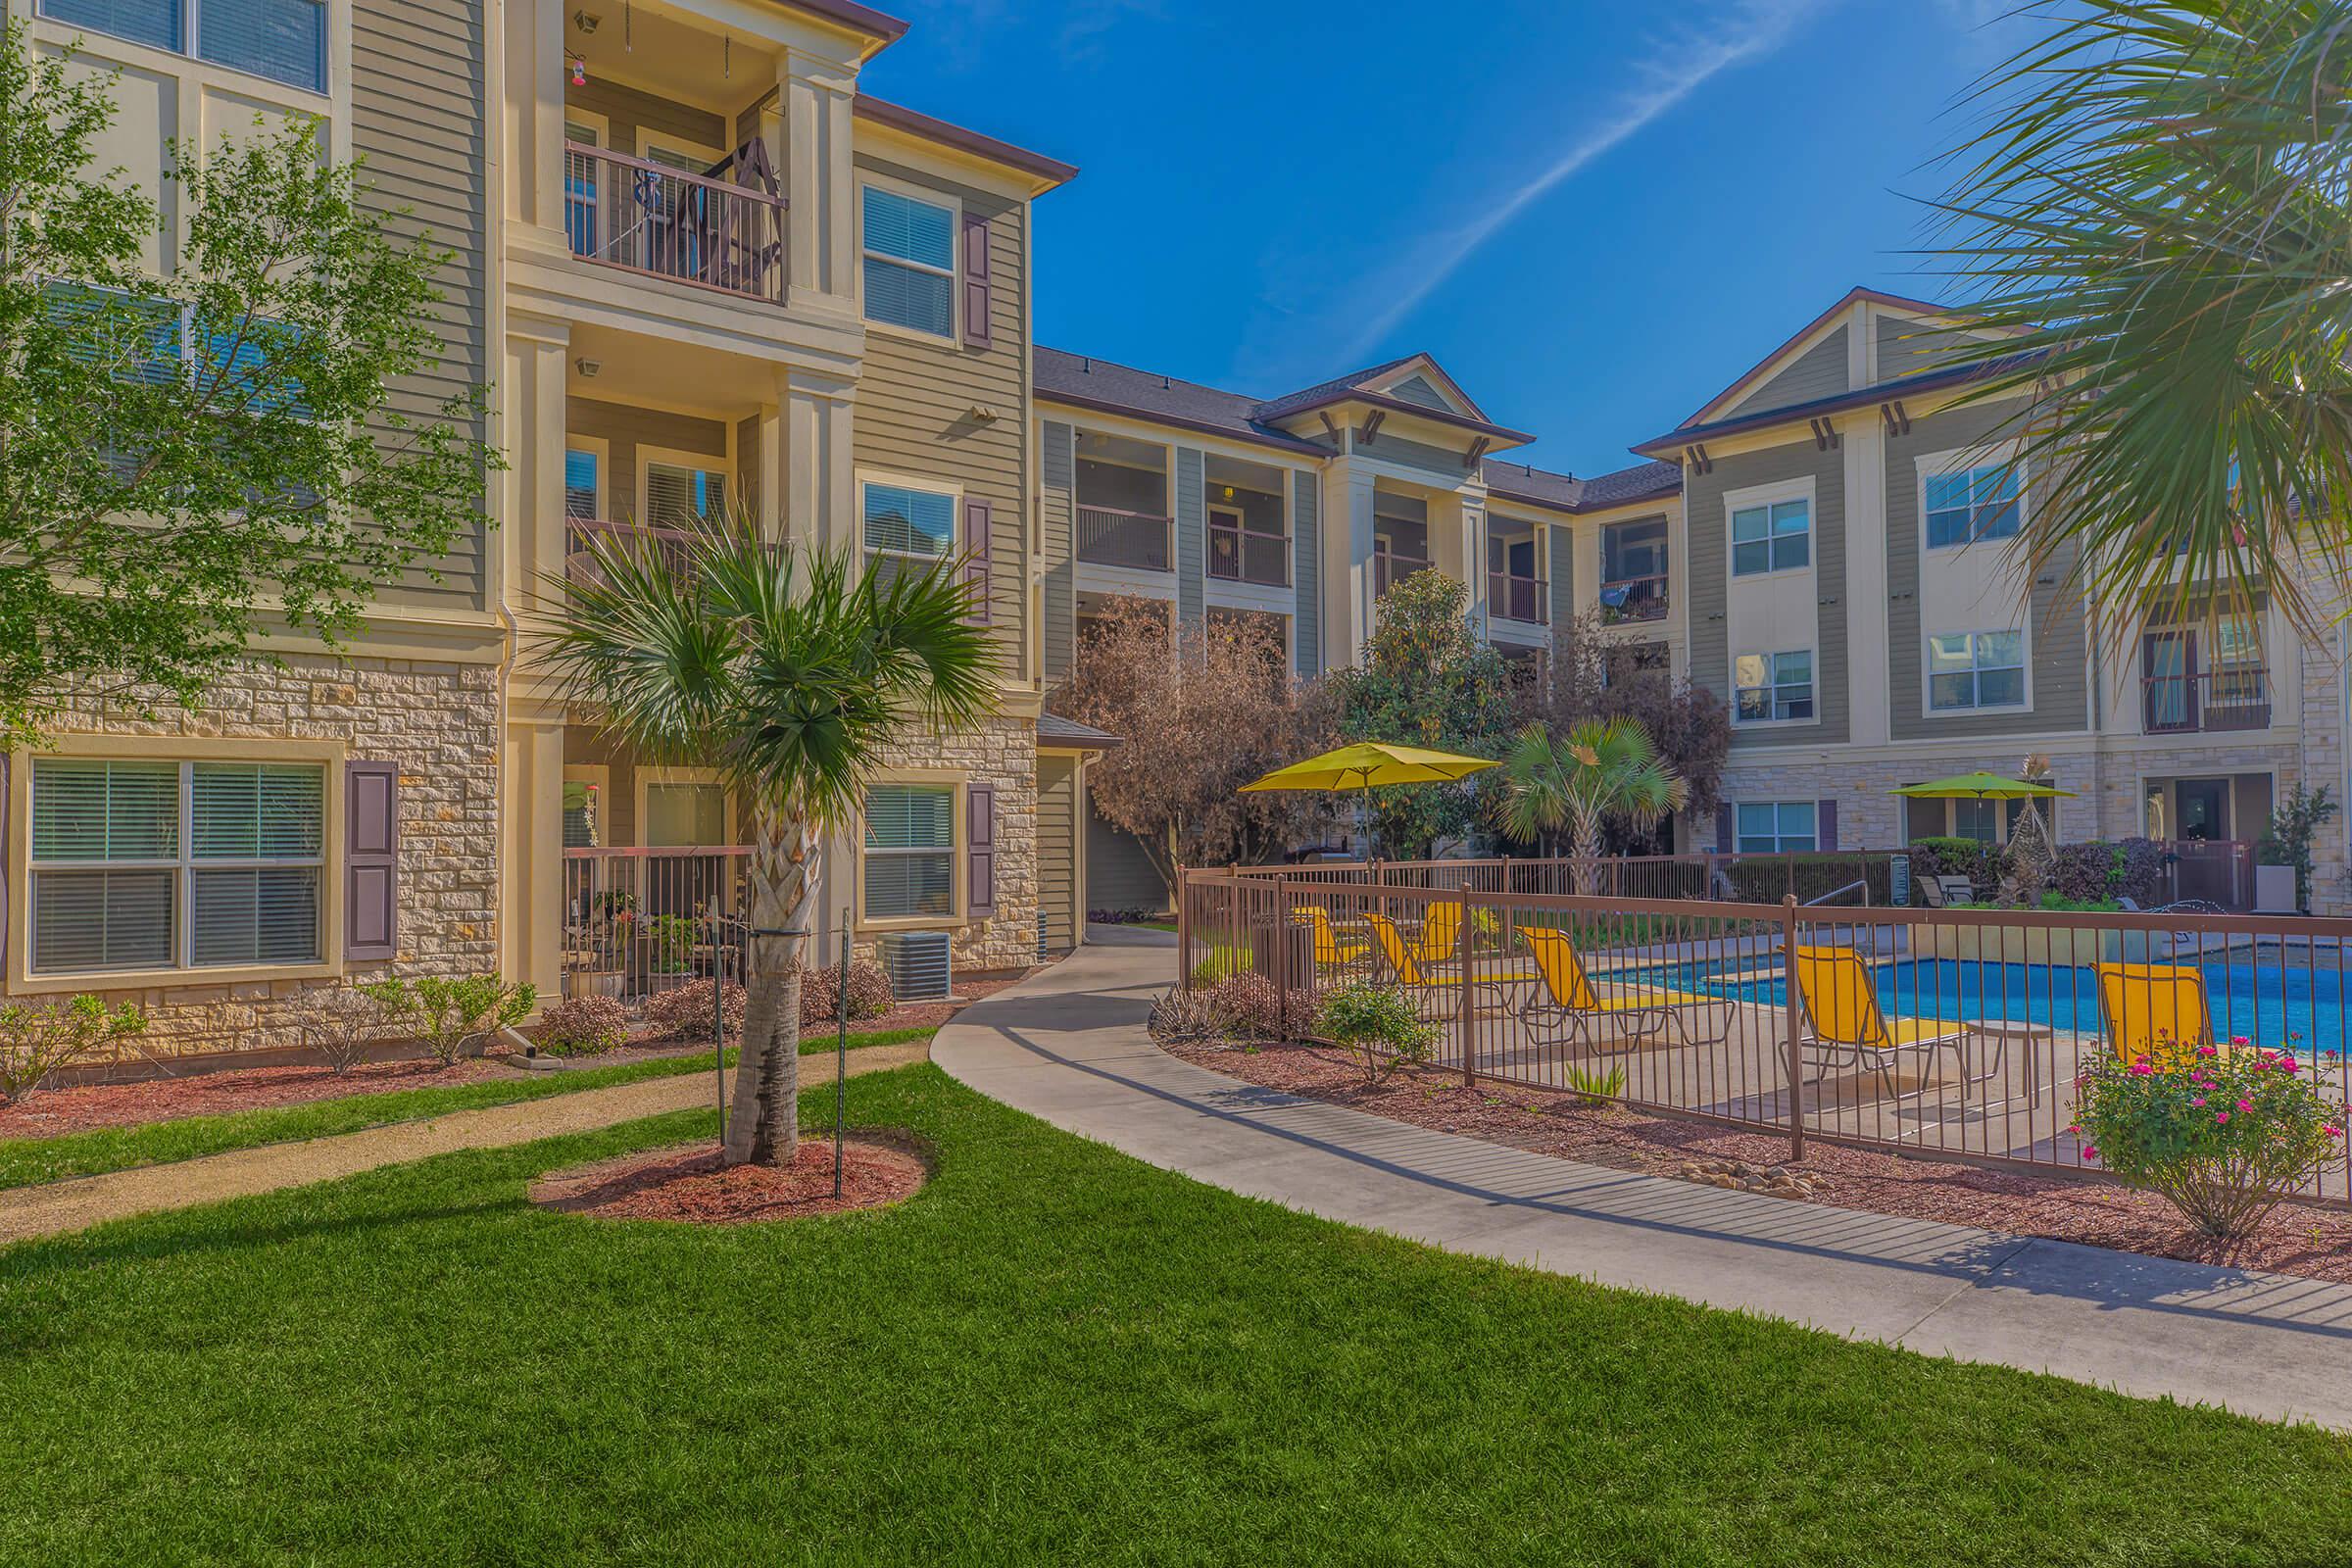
[1037,753,1080,951]
[565,78,726,158]
[565,399,728,524]
[1352,426,1475,476]
[735,415,760,518]
[1685,436,1848,748]
[1041,420,1076,680]
[353,0,487,612]
[1086,800,1169,915]
[852,154,1030,677]
[1732,324,1847,416]
[1886,401,2088,740]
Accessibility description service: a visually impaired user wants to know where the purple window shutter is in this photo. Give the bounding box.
[967,784,997,917]
[345,760,400,961]
[1817,799,1839,852]
[960,211,992,350]
[1714,804,1733,855]
[962,497,993,623]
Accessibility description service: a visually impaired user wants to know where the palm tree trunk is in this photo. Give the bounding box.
[1571,811,1603,898]
[724,801,816,1166]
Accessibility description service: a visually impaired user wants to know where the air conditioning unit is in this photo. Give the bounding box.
[879,930,953,1002]
[1035,908,1050,962]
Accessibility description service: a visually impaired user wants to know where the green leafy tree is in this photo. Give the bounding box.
[1330,569,1512,858]
[2256,782,2338,911]
[1498,717,1688,895]
[1934,1,2352,631]
[537,511,994,1167]
[0,29,497,743]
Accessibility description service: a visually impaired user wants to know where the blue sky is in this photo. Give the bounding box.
[863,1,2034,478]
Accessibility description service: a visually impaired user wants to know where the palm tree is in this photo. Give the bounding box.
[1499,718,1687,895]
[1935,1,2352,633]
[538,511,995,1165]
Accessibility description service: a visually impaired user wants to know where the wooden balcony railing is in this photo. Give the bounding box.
[2142,667,2271,734]
[1487,571,1547,625]
[1075,505,1172,572]
[1374,553,1433,599]
[1209,522,1290,587]
[1599,573,1669,624]
[563,140,787,303]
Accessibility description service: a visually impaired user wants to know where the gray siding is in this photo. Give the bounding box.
[1886,401,2086,740]
[1086,799,1170,915]
[1037,754,1080,952]
[565,78,726,157]
[1355,426,1472,476]
[1389,374,1449,411]
[1685,437,1848,748]
[1292,470,1320,676]
[850,154,1031,674]
[354,0,487,612]
[1042,420,1076,681]
[565,398,728,523]
[1175,445,1204,625]
[1548,524,1574,628]
[1734,324,1847,416]
[1877,316,1979,383]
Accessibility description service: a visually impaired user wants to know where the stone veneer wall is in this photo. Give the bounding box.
[855,713,1040,975]
[32,654,503,1057]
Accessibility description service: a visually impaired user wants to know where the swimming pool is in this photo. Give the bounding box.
[1661,956,2352,1055]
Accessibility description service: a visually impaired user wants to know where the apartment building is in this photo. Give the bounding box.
[9,0,1088,1053]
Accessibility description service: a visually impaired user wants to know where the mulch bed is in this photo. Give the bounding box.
[528,1135,929,1223]
[1159,1037,2352,1287]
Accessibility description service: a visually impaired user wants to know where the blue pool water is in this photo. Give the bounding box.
[1661,956,2352,1056]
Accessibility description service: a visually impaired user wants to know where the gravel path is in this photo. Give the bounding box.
[0,1044,930,1247]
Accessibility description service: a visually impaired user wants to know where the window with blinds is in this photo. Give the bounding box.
[863,785,955,919]
[861,482,955,561]
[646,463,724,529]
[564,450,601,521]
[40,0,327,94]
[28,758,324,973]
[860,186,955,337]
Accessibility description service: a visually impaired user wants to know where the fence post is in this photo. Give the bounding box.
[1458,890,1477,1087]
[1859,850,1871,907]
[1275,875,1292,1041]
[1782,893,1805,1160]
[1175,866,1191,990]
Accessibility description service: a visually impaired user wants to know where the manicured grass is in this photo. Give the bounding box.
[4,1064,2349,1565]
[0,1026,934,1192]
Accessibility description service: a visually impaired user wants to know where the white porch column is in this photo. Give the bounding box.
[503,312,570,618]
[780,47,859,308]
[782,365,857,547]
[505,0,568,239]
[1326,459,1379,670]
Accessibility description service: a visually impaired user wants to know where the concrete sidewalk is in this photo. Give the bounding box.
[936,927,2352,1430]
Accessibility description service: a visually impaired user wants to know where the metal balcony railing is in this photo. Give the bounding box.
[1075,505,1172,572]
[2142,667,2271,734]
[563,141,787,303]
[1599,573,1669,624]
[1487,571,1547,625]
[1374,553,1433,599]
[1208,522,1290,587]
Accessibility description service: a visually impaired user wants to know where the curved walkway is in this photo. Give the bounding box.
[936,928,2352,1429]
[0,1043,929,1247]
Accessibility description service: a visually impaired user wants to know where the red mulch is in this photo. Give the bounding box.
[1160,1038,2352,1287]
[528,1136,928,1223]
[0,1055,507,1141]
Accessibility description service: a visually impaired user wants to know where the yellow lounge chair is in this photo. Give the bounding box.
[2092,961,2217,1068]
[1291,905,1367,970]
[1792,945,1975,1095]
[1515,926,1679,1050]
[1408,901,1464,966]
[1363,911,1492,1020]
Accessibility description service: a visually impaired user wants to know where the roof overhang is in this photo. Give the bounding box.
[1037,385,1331,457]
[1632,354,2044,460]
[1263,388,1534,449]
[852,95,1077,194]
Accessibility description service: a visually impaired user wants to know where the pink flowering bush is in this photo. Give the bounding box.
[2074,1035,2349,1239]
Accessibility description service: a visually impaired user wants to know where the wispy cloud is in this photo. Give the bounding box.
[1236,0,1830,387]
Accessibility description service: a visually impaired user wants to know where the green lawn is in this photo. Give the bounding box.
[0,1025,934,1192]
[3,1064,2349,1565]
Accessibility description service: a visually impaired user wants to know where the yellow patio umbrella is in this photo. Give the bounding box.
[1241,741,1498,858]
[1889,771,2077,802]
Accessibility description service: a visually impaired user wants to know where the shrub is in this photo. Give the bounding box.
[363,976,537,1067]
[2073,1037,2349,1239]
[1206,971,1297,1040]
[2114,837,2168,906]
[799,960,894,1029]
[0,995,146,1103]
[1189,949,1250,988]
[1907,836,1999,893]
[644,913,697,974]
[1147,985,1223,1045]
[1564,1060,1627,1106]
[300,987,396,1074]
[1313,982,1439,1085]
[2049,841,2119,906]
[537,996,629,1056]
[644,980,747,1043]
[2256,784,2338,911]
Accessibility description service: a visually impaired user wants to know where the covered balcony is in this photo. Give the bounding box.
[1074,430,1173,572]
[1600,515,1670,625]
[1204,455,1290,589]
[1373,506,1434,600]
[2139,619,2270,734]
[1487,521,1546,627]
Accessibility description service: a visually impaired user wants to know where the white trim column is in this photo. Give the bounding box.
[780,46,859,308]
[782,365,857,547]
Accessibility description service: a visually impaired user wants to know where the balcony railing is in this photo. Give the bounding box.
[1487,571,1547,625]
[1374,553,1432,599]
[1209,522,1290,587]
[563,848,747,1003]
[1075,505,1172,572]
[2142,667,2271,734]
[563,141,787,303]
[1599,573,1669,624]
[564,516,696,580]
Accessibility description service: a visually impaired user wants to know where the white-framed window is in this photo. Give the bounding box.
[1928,629,2026,710]
[643,780,727,848]
[863,783,955,919]
[860,184,956,338]
[862,479,956,570]
[27,757,324,974]
[564,449,601,522]
[1737,801,1817,855]
[1730,497,1809,576]
[1734,650,1813,723]
[644,462,724,529]
[40,0,328,95]
[1924,460,2022,549]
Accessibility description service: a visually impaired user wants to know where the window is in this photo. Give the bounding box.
[1733,650,1812,722]
[1737,802,1817,855]
[1928,630,2026,710]
[1730,498,1809,575]
[28,758,323,974]
[1924,461,2021,549]
[645,463,724,529]
[861,185,955,337]
[562,781,599,849]
[564,123,601,260]
[41,0,327,94]
[864,784,955,919]
[643,780,726,848]
[862,480,956,566]
[564,450,600,522]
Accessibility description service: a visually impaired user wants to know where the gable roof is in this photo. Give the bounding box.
[852,96,1076,188]
[1679,285,1961,430]
[1483,459,1682,516]
[1632,351,2043,457]
[1035,349,1330,455]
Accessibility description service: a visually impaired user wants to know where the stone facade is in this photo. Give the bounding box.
[32,653,504,1057]
[857,711,1042,975]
